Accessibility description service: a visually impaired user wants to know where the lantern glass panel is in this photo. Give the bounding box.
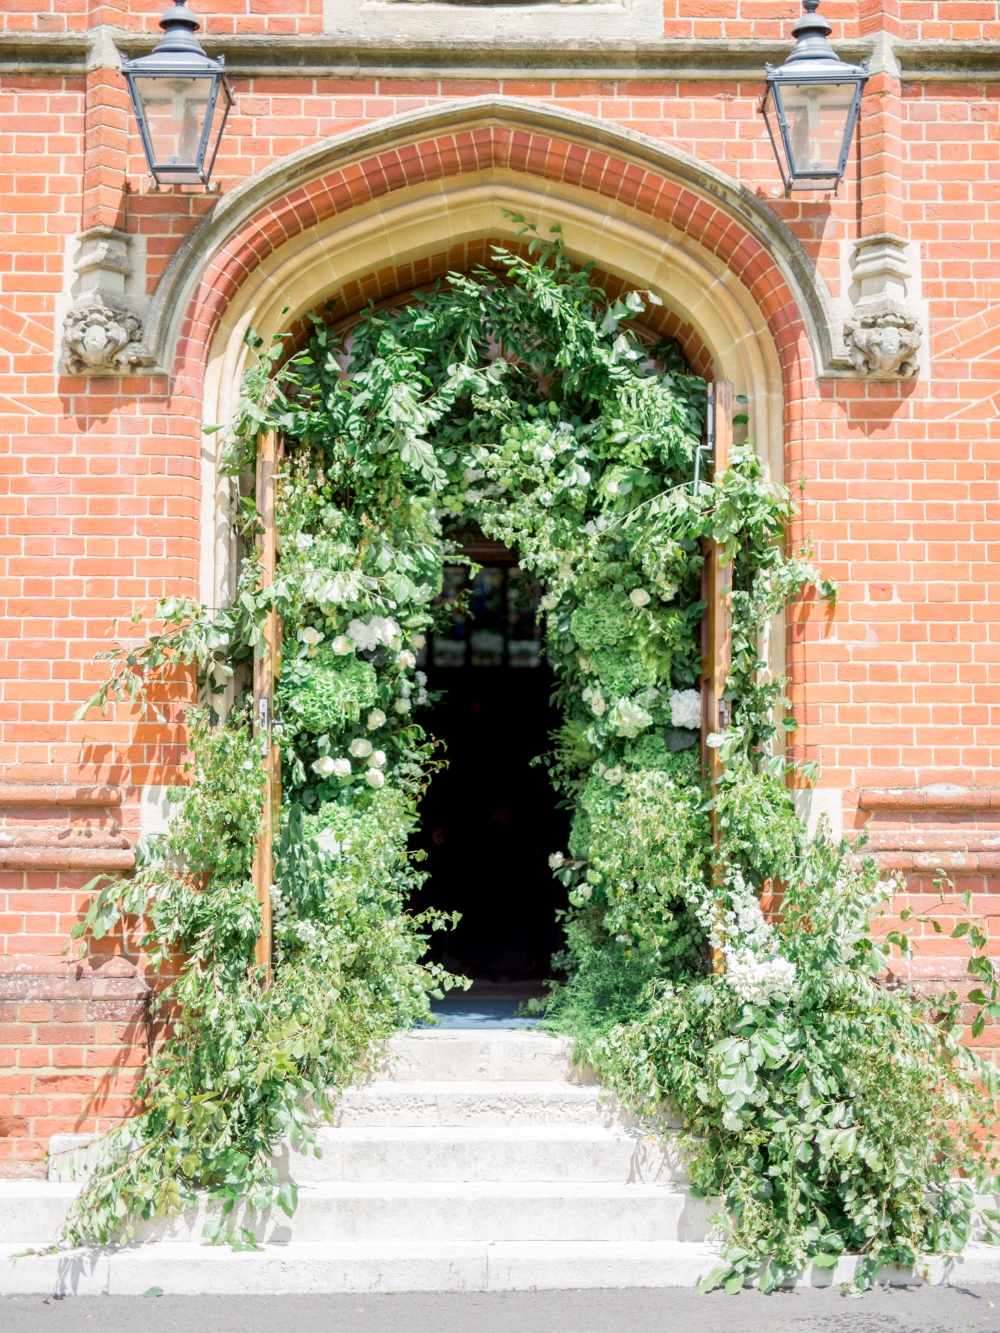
[133,75,213,182]
[780,81,856,174]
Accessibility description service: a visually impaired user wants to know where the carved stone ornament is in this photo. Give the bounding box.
[62,296,145,377]
[844,299,921,378]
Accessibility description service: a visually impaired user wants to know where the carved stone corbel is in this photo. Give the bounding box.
[843,233,922,378]
[60,227,150,376]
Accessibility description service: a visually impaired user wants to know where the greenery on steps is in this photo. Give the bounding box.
[71,222,998,1286]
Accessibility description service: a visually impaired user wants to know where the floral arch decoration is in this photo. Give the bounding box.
[69,217,1000,1301]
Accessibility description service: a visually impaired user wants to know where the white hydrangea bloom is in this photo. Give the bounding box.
[349,738,373,759]
[669,688,702,731]
[293,533,314,551]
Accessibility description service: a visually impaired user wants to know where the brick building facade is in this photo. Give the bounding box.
[1,0,998,1177]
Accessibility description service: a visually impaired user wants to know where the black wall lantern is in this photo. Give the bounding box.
[121,0,232,190]
[760,0,868,195]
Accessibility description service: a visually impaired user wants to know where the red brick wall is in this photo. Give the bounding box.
[2,0,999,1167]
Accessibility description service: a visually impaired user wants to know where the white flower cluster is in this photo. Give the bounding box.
[312,738,388,787]
[694,869,798,1008]
[583,685,606,718]
[346,615,401,652]
[724,949,798,1008]
[669,688,702,731]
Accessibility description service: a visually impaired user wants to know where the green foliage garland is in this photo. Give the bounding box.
[71,224,998,1286]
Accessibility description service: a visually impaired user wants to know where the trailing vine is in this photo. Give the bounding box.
[70,222,998,1287]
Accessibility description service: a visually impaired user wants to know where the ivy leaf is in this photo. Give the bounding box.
[697,1265,732,1294]
[276,1180,299,1218]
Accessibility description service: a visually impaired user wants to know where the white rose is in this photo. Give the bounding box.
[397,649,416,669]
[312,756,336,778]
[367,750,386,769]
[548,851,565,870]
[365,768,385,788]
[331,757,352,778]
[410,633,426,651]
[298,626,323,646]
[603,765,624,785]
[367,709,387,729]
[349,738,373,759]
[669,688,703,732]
[293,533,314,551]
[394,697,411,714]
[629,588,651,608]
[331,635,355,655]
[613,697,653,738]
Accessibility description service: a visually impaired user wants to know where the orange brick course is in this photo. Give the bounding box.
[2,0,1000,1169]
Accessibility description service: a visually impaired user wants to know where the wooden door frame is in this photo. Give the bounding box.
[250,385,735,979]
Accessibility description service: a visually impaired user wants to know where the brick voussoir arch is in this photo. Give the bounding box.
[151,99,846,393]
[186,131,800,387]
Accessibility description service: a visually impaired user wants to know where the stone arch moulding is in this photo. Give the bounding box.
[154,96,848,384]
[159,98,839,613]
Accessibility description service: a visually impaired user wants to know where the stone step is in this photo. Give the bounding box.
[0,1180,711,1246]
[4,1239,1000,1296]
[335,1080,623,1128]
[281,1125,686,1184]
[0,1239,723,1295]
[375,1030,593,1084]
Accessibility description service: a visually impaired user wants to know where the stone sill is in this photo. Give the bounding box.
[0,785,122,808]
[860,788,1000,814]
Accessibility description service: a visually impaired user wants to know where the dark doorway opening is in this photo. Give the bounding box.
[412,537,569,984]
